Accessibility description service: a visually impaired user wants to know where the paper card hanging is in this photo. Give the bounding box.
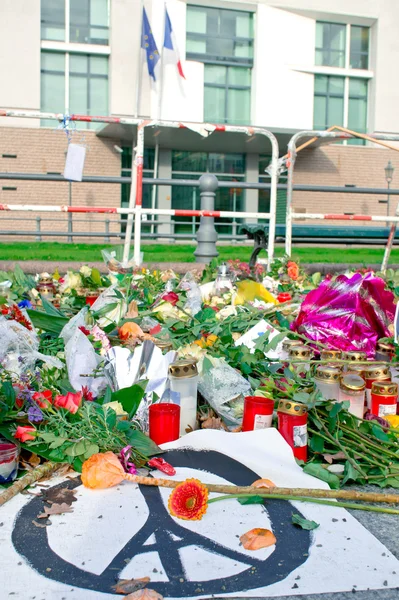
[63,143,86,182]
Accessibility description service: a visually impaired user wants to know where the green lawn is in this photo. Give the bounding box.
[0,241,396,264]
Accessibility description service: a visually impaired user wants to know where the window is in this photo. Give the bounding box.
[41,0,65,41]
[204,65,251,124]
[315,22,369,70]
[186,6,253,62]
[41,0,109,45]
[70,0,109,45]
[171,151,246,234]
[314,22,370,143]
[313,75,344,130]
[41,51,108,128]
[187,5,253,125]
[315,22,346,68]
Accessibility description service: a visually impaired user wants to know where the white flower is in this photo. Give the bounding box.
[216,305,237,320]
[80,265,92,278]
[59,271,83,293]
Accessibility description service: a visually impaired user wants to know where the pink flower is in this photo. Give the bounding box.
[54,391,82,414]
[14,425,36,443]
[32,390,52,409]
[161,292,179,306]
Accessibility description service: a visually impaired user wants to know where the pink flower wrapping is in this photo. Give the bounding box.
[291,273,395,357]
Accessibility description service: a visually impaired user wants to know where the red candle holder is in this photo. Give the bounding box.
[242,396,274,432]
[277,400,308,462]
[149,403,180,445]
[85,292,100,307]
[371,381,398,418]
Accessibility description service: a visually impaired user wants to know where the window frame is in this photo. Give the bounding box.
[315,21,346,68]
[313,75,345,130]
[41,0,110,46]
[204,64,251,125]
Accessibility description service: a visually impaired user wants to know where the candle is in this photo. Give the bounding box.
[168,359,198,436]
[149,403,180,445]
[277,400,308,462]
[371,381,398,418]
[363,364,391,409]
[339,374,366,419]
[281,339,302,361]
[0,439,19,483]
[85,290,100,307]
[320,349,342,362]
[288,344,313,371]
[375,340,395,362]
[341,351,367,371]
[314,365,341,401]
[242,396,274,431]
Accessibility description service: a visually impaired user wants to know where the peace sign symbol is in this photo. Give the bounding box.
[12,449,311,597]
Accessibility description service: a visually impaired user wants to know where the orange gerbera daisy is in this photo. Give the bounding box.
[168,478,209,521]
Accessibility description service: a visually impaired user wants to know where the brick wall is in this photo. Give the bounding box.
[293,144,397,226]
[0,127,121,243]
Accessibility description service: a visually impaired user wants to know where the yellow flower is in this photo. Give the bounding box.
[386,415,399,430]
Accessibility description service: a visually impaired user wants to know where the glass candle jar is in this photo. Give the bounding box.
[314,365,341,401]
[341,351,367,372]
[149,403,180,445]
[347,364,366,377]
[0,439,19,483]
[339,374,366,419]
[277,400,308,462]
[288,345,313,371]
[215,263,233,296]
[320,349,342,363]
[370,381,398,418]
[375,340,395,362]
[281,339,303,361]
[363,364,391,409]
[168,359,198,436]
[242,396,274,431]
[154,339,174,354]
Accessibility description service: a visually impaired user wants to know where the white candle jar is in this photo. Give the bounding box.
[288,344,313,371]
[314,365,341,401]
[168,359,199,437]
[281,339,303,361]
[339,374,366,419]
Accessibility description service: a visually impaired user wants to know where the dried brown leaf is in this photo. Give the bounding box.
[113,577,151,594]
[126,300,139,319]
[32,520,48,528]
[44,487,77,507]
[37,502,74,519]
[124,590,163,600]
[322,451,346,464]
[240,528,276,551]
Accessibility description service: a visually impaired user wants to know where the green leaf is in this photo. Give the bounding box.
[327,402,345,419]
[102,386,112,405]
[309,435,324,453]
[380,477,399,488]
[37,432,59,443]
[116,420,131,432]
[303,463,341,489]
[105,407,117,429]
[293,392,310,404]
[342,460,363,485]
[126,429,162,457]
[58,379,75,394]
[83,443,100,460]
[111,382,147,419]
[90,268,102,286]
[1,381,16,410]
[49,437,68,449]
[371,424,390,442]
[237,495,264,505]
[40,296,65,317]
[311,272,322,287]
[93,302,118,318]
[292,513,319,530]
[195,308,217,323]
[27,309,68,334]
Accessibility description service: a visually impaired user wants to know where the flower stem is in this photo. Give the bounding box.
[207,493,399,515]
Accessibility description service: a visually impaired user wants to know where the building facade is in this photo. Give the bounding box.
[1,0,399,242]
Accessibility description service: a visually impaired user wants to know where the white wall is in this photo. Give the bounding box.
[253,5,315,130]
[0,0,40,127]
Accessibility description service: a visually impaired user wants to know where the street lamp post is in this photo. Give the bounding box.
[385,160,394,226]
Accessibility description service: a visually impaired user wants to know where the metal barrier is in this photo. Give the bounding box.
[284,128,399,269]
[0,109,279,268]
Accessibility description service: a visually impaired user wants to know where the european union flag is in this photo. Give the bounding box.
[141,7,160,81]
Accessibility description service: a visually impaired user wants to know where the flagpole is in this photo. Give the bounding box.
[151,1,166,236]
[135,0,145,118]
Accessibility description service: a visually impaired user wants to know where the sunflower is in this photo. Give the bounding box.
[168,478,209,520]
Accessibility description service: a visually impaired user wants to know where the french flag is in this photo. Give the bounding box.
[163,8,185,79]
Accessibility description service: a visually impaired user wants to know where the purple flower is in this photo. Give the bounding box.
[27,404,44,423]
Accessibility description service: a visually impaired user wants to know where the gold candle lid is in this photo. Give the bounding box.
[288,345,312,360]
[169,359,198,378]
[315,365,341,383]
[320,349,342,360]
[371,380,398,395]
[282,339,303,352]
[340,374,366,392]
[363,364,391,381]
[154,339,174,352]
[376,340,395,353]
[342,351,367,362]
[277,399,308,416]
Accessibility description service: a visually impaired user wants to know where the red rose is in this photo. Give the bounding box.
[161,292,179,306]
[54,392,82,414]
[14,425,36,443]
[32,390,52,409]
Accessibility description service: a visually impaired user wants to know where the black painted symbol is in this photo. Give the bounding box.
[13,449,311,596]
